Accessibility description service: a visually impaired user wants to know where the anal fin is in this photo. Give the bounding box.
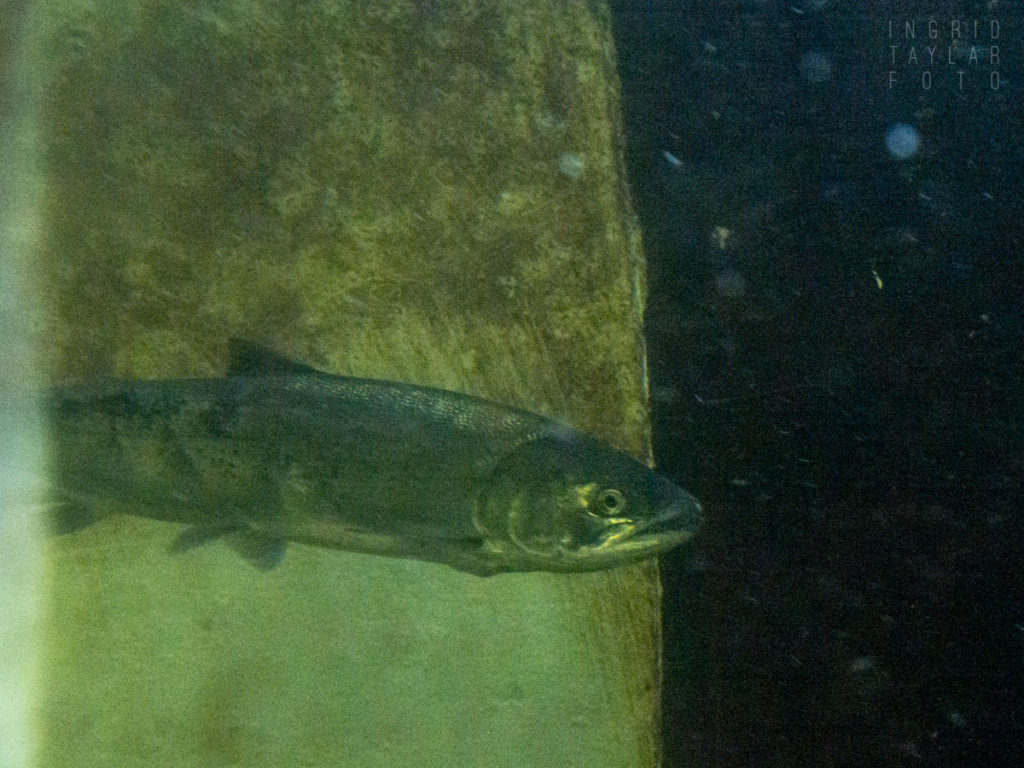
[48,502,101,535]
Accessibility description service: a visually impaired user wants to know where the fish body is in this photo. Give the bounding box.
[34,342,701,575]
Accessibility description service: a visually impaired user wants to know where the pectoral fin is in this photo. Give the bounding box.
[171,523,286,570]
[228,529,287,570]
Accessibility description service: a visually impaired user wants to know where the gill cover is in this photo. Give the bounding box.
[475,433,676,569]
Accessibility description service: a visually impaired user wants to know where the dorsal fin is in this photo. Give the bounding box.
[227,339,321,376]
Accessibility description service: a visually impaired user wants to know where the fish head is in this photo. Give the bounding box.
[475,431,702,572]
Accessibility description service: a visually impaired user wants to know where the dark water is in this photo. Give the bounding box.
[608,1,1024,766]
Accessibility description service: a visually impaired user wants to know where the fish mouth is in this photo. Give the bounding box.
[502,486,704,572]
[643,491,703,539]
[593,491,703,554]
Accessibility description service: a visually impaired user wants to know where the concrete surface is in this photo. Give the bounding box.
[15,1,667,765]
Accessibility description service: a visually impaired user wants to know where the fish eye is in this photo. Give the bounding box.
[599,488,625,514]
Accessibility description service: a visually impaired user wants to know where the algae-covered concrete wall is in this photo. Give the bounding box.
[21,1,665,765]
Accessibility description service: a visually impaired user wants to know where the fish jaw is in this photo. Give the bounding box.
[474,434,703,573]
[550,487,702,572]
